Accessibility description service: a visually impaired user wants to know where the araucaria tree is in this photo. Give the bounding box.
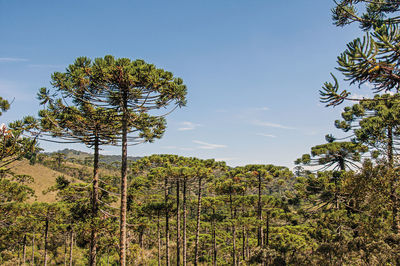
[75,56,187,266]
[37,57,120,266]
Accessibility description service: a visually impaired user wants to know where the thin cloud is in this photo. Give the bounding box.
[254,106,269,111]
[28,64,64,68]
[256,133,276,138]
[178,121,202,131]
[253,120,295,130]
[0,57,28,62]
[193,140,227,150]
[179,147,195,151]
[162,145,194,151]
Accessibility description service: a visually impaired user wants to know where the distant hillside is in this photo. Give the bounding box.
[47,148,142,164]
[8,160,79,203]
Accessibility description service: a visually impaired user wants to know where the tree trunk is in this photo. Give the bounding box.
[212,208,217,266]
[387,126,398,233]
[194,175,202,266]
[232,226,236,265]
[69,231,73,266]
[139,228,144,249]
[183,175,187,266]
[44,217,49,266]
[246,229,250,258]
[31,234,35,266]
[266,211,270,246]
[229,193,236,266]
[257,173,264,247]
[165,175,170,266]
[119,89,128,266]
[64,234,68,266]
[157,211,161,266]
[176,178,180,265]
[242,226,245,262]
[90,137,100,266]
[22,234,26,265]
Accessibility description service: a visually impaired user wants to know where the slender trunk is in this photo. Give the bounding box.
[246,229,250,258]
[176,179,180,265]
[232,225,236,265]
[64,234,68,266]
[242,227,245,262]
[157,211,161,266]
[31,234,35,266]
[90,137,100,266]
[183,176,187,266]
[119,92,128,266]
[212,208,217,266]
[194,176,202,266]
[69,231,73,266]
[22,234,26,265]
[44,217,49,266]
[241,191,245,262]
[229,193,236,266]
[266,211,270,246]
[165,175,170,266]
[335,158,345,211]
[388,126,398,233]
[257,173,263,247]
[388,126,394,168]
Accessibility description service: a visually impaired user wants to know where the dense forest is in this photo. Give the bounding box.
[2,0,400,265]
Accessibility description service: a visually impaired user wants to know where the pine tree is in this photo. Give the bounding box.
[84,56,187,266]
[37,57,120,266]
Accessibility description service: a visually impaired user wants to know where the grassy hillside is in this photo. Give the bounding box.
[8,160,78,203]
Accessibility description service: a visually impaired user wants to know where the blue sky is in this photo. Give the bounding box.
[0,0,373,168]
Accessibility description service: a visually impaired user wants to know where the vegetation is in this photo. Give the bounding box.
[2,1,400,265]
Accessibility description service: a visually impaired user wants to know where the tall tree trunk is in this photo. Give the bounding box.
[31,234,35,266]
[212,208,217,266]
[176,178,180,265]
[388,126,394,168]
[69,231,73,266]
[183,175,187,266]
[18,246,21,266]
[257,173,264,247]
[246,229,250,258]
[44,216,49,266]
[64,234,68,266]
[194,175,202,266]
[387,126,398,233]
[165,175,170,266]
[241,190,245,262]
[139,228,144,249]
[22,234,26,265]
[90,137,100,266]
[229,193,236,266]
[157,211,161,266]
[266,211,270,246]
[242,226,245,262]
[119,92,128,266]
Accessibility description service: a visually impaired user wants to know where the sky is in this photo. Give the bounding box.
[0,0,373,168]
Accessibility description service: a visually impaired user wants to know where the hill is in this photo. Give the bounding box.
[48,148,141,164]
[8,160,79,203]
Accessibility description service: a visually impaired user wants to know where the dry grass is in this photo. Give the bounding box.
[8,159,78,203]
